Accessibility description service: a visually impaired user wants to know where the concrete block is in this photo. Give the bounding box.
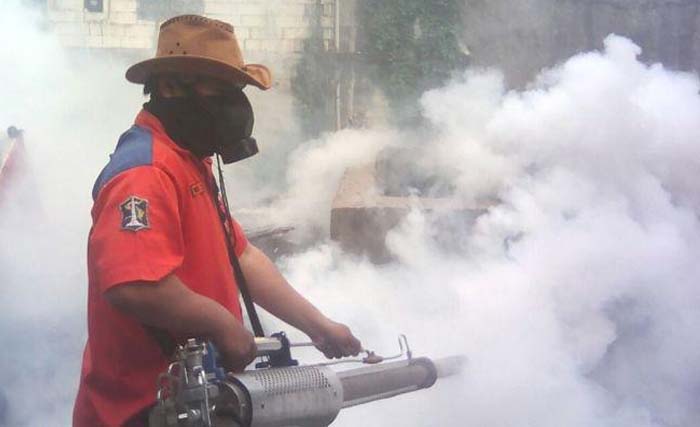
[241,14,266,26]
[110,11,137,25]
[244,39,263,51]
[121,37,153,49]
[321,2,334,17]
[248,27,271,40]
[204,1,233,16]
[323,27,333,40]
[331,164,490,263]
[280,39,305,53]
[84,11,107,22]
[51,21,89,36]
[260,39,282,52]
[278,4,306,17]
[234,27,250,40]
[275,15,310,27]
[129,23,156,38]
[53,0,82,10]
[102,35,122,47]
[236,3,266,16]
[85,34,104,47]
[303,3,317,18]
[110,0,138,13]
[282,27,310,39]
[225,15,243,26]
[56,33,85,47]
[88,22,103,35]
[103,23,126,37]
[48,9,83,22]
[331,206,407,263]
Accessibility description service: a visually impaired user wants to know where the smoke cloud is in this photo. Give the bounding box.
[1,0,699,426]
[275,36,700,427]
[0,2,142,425]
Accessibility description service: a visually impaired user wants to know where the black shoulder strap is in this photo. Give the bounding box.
[142,157,265,358]
[213,155,266,338]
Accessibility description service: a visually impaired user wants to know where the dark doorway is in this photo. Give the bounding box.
[84,0,103,13]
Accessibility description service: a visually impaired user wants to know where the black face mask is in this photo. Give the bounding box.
[145,89,259,164]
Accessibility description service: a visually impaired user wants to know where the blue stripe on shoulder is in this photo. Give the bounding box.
[92,125,154,201]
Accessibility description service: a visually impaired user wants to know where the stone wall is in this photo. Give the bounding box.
[49,0,155,49]
[47,0,339,83]
[48,1,700,88]
[462,0,700,87]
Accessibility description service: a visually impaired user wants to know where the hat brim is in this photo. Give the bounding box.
[125,55,272,90]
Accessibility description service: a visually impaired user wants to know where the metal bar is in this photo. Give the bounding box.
[290,341,316,348]
[335,0,342,130]
[334,0,341,51]
[254,337,282,355]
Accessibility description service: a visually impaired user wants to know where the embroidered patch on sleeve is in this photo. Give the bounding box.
[120,196,150,231]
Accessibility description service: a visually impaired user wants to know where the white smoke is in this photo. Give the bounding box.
[276,36,700,426]
[0,2,142,425]
[0,2,355,425]
[2,0,700,425]
[261,127,396,233]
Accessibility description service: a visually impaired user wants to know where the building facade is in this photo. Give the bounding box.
[48,0,338,54]
[46,0,362,131]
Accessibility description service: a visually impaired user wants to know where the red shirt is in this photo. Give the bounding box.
[73,110,247,427]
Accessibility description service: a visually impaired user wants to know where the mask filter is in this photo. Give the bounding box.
[219,136,258,164]
[209,90,259,164]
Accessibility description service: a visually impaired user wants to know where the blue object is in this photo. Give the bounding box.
[0,389,6,425]
[92,125,154,200]
[255,331,299,369]
[85,0,104,13]
[203,341,227,381]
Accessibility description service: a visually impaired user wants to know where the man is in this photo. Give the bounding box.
[73,15,362,427]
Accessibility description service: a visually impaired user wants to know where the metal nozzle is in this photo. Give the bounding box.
[338,357,439,408]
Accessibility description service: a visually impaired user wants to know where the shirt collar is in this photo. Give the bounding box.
[134,109,213,165]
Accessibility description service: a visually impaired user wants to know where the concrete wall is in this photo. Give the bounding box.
[331,164,490,263]
[48,1,700,88]
[49,0,155,49]
[462,0,700,87]
[47,0,339,83]
[205,0,337,53]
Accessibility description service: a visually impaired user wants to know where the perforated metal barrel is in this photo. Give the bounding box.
[228,365,343,427]
[337,358,438,408]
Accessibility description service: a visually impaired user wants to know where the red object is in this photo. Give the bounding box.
[73,110,248,427]
[0,138,24,205]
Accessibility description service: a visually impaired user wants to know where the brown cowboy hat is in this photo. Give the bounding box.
[126,15,272,90]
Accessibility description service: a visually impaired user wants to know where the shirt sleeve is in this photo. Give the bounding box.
[89,166,184,293]
[229,216,249,258]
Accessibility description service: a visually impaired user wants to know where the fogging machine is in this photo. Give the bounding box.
[148,333,463,427]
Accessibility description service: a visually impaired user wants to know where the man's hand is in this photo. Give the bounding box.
[311,319,362,359]
[239,244,363,360]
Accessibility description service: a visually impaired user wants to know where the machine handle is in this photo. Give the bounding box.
[203,333,299,378]
[254,337,283,355]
